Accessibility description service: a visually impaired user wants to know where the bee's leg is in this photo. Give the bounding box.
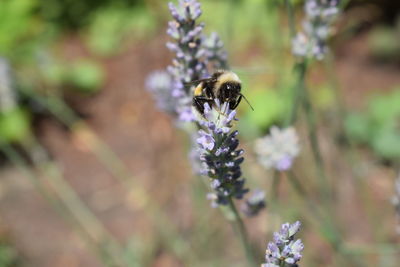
[193,97,205,115]
[204,85,215,99]
[230,95,242,109]
[193,96,213,116]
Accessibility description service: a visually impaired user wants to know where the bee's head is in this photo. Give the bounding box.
[224,81,241,95]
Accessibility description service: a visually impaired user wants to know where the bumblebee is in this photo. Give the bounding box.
[191,70,253,116]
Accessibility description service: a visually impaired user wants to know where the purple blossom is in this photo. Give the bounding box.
[204,32,229,69]
[146,0,229,124]
[196,101,249,206]
[254,126,300,172]
[262,221,304,267]
[145,71,175,114]
[276,156,294,172]
[292,0,340,60]
[241,189,266,217]
[165,0,208,122]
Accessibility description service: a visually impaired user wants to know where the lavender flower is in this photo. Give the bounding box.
[392,173,400,234]
[165,0,209,122]
[145,70,175,114]
[254,126,300,171]
[262,221,304,267]
[204,32,229,70]
[241,189,266,217]
[146,0,229,124]
[292,0,340,60]
[196,100,249,206]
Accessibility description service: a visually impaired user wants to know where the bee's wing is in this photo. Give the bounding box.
[184,77,215,86]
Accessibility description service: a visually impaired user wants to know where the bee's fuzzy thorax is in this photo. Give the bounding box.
[215,71,241,90]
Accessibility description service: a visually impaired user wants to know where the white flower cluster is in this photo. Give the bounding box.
[292,0,340,60]
[254,126,300,171]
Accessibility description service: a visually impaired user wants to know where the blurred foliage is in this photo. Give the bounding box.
[41,58,105,93]
[345,88,400,161]
[368,22,400,62]
[0,0,43,61]
[201,0,284,50]
[37,0,145,29]
[0,107,31,144]
[65,60,105,93]
[0,244,18,267]
[84,6,156,56]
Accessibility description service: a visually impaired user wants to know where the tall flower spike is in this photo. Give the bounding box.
[196,100,249,206]
[262,221,304,267]
[254,126,300,172]
[292,0,340,60]
[146,1,230,124]
[165,0,208,122]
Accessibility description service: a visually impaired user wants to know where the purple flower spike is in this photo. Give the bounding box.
[195,100,249,206]
[292,0,340,60]
[262,221,304,267]
[146,1,229,125]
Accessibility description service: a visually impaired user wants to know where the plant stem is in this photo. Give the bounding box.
[287,171,367,267]
[227,197,257,267]
[301,76,331,206]
[286,61,307,126]
[0,141,129,267]
[19,87,197,264]
[284,0,296,39]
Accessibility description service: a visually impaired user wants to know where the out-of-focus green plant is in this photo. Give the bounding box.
[368,25,400,61]
[84,6,156,56]
[37,0,144,29]
[201,0,283,50]
[345,88,400,160]
[42,59,105,94]
[0,0,42,61]
[0,241,19,267]
[0,107,31,144]
[66,60,105,93]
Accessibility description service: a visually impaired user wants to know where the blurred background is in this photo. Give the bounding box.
[0,0,399,266]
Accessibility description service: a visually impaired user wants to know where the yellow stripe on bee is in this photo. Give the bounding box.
[194,83,203,96]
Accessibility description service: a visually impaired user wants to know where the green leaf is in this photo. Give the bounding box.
[372,128,400,159]
[66,60,104,93]
[344,113,371,143]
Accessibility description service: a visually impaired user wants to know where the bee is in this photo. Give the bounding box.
[190,70,253,116]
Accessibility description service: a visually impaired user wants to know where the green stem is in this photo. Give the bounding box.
[227,197,257,267]
[284,0,296,39]
[286,61,307,126]
[19,87,197,264]
[0,141,129,267]
[301,76,331,205]
[271,170,280,201]
[287,171,367,267]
